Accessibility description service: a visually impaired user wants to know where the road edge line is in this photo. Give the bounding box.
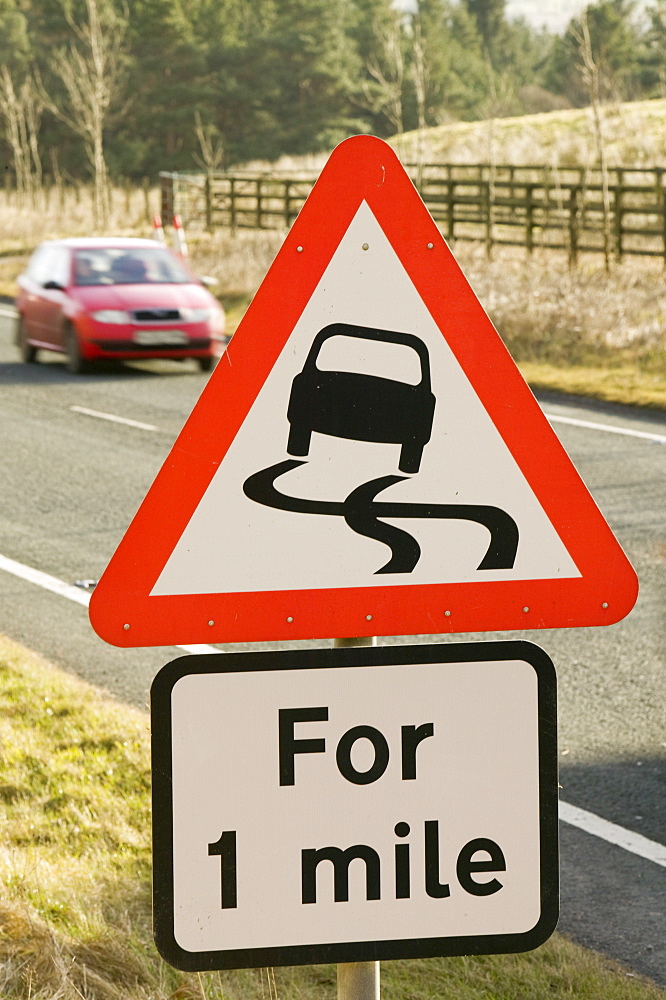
[560,800,666,868]
[0,552,218,656]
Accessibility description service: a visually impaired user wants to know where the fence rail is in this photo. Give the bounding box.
[160,163,666,263]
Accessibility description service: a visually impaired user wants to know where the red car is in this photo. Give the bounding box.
[15,237,226,373]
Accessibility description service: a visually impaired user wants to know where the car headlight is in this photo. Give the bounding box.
[91,310,130,324]
[180,307,213,323]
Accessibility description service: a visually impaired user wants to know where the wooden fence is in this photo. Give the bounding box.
[160,163,666,263]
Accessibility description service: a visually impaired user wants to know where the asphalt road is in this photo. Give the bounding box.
[0,310,664,983]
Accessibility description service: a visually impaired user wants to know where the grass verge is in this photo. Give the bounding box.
[0,634,665,999]
[517,361,666,410]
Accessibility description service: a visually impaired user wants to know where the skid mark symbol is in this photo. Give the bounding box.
[243,460,519,575]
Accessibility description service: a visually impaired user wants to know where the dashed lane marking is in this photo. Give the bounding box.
[70,405,158,432]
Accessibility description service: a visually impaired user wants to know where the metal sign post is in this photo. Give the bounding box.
[334,635,380,1000]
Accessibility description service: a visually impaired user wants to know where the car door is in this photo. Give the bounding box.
[37,246,72,348]
[20,246,55,342]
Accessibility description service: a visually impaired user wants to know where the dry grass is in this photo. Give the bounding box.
[0,185,159,251]
[188,233,666,408]
[450,242,666,408]
[392,98,666,168]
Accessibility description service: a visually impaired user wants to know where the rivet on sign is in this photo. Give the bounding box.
[427,242,434,249]
[522,607,530,613]
[123,623,130,630]
[286,616,294,623]
[444,610,451,617]
[296,246,304,252]
[362,243,369,251]
[366,614,373,621]
[602,602,609,609]
[208,620,215,627]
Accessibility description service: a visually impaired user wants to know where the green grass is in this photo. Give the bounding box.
[517,361,666,410]
[1,634,665,999]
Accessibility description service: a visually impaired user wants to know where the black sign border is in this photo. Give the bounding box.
[151,639,558,971]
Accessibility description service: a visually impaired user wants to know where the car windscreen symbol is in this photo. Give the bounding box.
[243,324,519,575]
[286,323,436,474]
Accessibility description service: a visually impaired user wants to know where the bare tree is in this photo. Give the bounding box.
[575,7,612,270]
[0,67,43,208]
[480,55,514,258]
[194,111,224,173]
[40,0,128,227]
[410,15,428,188]
[363,11,405,137]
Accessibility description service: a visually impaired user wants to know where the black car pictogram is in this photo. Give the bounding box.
[286,323,436,474]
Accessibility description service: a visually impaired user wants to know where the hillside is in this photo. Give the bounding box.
[390,98,666,167]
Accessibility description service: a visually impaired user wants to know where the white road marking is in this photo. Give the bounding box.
[67,405,666,444]
[1,552,665,869]
[0,553,217,656]
[70,405,158,432]
[546,412,666,444]
[0,553,92,607]
[560,800,666,868]
[0,305,16,319]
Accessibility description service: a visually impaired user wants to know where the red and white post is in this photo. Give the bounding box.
[173,214,188,257]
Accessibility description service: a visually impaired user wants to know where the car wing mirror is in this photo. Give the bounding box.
[199,274,218,289]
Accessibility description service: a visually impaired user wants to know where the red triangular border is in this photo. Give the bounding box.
[89,135,638,646]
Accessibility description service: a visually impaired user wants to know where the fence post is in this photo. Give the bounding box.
[255,177,263,229]
[447,179,455,242]
[658,168,666,267]
[613,169,624,262]
[526,183,534,255]
[484,180,493,258]
[284,179,292,227]
[160,173,174,230]
[229,177,237,233]
[568,186,580,268]
[204,173,213,232]
[142,177,151,224]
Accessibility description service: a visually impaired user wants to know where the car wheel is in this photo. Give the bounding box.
[16,316,38,363]
[398,441,425,475]
[287,424,312,458]
[64,324,88,375]
[197,355,215,373]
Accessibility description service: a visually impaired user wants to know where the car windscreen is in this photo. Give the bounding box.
[73,248,192,286]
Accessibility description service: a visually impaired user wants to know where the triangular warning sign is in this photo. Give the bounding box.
[89,135,638,647]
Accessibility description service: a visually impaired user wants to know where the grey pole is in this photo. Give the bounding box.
[334,635,380,1000]
[337,961,380,1000]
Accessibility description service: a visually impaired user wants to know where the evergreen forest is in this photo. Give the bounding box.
[2,0,666,187]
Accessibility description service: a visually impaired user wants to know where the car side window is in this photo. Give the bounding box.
[26,247,53,284]
[50,247,71,288]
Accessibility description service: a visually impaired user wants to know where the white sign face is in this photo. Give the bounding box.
[151,203,579,598]
[152,642,558,971]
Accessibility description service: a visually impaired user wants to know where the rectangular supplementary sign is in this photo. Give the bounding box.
[151,641,558,971]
